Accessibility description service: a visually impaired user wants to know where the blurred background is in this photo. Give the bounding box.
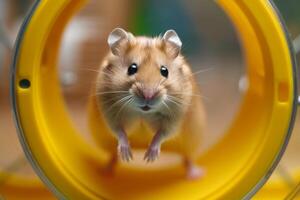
[0,0,299,199]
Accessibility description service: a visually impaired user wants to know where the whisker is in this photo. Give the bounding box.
[88,92,127,98]
[167,94,184,100]
[115,96,133,117]
[162,100,173,118]
[101,94,128,105]
[106,95,132,112]
[83,91,133,106]
[166,95,191,106]
[169,92,210,101]
[94,91,129,96]
[190,67,215,76]
[76,68,101,73]
[166,97,182,107]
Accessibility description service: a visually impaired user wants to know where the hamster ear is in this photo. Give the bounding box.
[108,28,130,56]
[163,30,182,58]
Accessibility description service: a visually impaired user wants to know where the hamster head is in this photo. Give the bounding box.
[97,28,193,116]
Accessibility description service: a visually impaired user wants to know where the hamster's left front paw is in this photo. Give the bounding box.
[144,147,160,162]
[118,143,133,162]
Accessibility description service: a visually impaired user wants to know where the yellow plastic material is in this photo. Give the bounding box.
[255,173,300,199]
[12,0,296,199]
[0,174,53,200]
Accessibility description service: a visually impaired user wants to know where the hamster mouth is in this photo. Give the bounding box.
[140,105,151,111]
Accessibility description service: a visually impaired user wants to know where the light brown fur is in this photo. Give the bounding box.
[90,28,206,179]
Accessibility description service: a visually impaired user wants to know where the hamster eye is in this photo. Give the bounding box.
[160,66,169,78]
[128,63,138,75]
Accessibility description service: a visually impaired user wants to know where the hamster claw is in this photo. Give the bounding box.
[118,144,133,162]
[144,147,160,163]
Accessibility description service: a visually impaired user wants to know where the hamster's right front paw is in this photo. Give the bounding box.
[118,143,133,162]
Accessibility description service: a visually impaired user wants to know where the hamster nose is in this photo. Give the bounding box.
[142,89,158,101]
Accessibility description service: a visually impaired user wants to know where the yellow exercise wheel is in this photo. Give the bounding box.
[11,0,298,199]
[0,173,53,200]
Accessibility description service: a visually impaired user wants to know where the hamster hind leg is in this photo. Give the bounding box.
[179,124,205,180]
[183,157,205,180]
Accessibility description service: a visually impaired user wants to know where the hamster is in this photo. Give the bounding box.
[90,28,206,179]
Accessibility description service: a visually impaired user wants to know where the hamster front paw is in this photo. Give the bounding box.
[144,147,160,162]
[118,142,133,162]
